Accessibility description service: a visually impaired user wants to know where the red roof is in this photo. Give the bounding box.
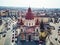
[25,8,34,20]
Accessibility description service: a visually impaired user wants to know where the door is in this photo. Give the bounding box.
[28,35,31,41]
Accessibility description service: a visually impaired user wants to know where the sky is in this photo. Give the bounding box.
[0,0,60,8]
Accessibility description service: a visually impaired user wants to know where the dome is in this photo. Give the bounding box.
[25,8,34,20]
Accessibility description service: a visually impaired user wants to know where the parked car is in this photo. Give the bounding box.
[3,34,6,37]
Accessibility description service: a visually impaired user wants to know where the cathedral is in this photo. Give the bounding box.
[16,7,48,41]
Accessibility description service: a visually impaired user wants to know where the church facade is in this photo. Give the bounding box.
[16,8,49,41]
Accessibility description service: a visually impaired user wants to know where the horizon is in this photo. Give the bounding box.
[0,6,60,9]
[0,0,60,8]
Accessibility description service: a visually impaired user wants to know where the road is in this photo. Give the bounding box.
[1,19,60,45]
[0,22,5,32]
[0,22,6,45]
[49,23,60,45]
[4,30,12,45]
[4,20,14,45]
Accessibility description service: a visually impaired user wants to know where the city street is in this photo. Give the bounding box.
[0,28,12,45]
[4,30,12,45]
[0,21,6,45]
[0,19,15,45]
[0,4,60,45]
[4,19,16,45]
[48,23,60,45]
[0,21,5,32]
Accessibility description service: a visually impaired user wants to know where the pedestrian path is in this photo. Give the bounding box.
[0,37,6,45]
[0,22,6,45]
[0,22,5,32]
[4,30,12,45]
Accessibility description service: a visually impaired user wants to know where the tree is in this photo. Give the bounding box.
[40,19,44,31]
[0,16,2,25]
[50,18,53,22]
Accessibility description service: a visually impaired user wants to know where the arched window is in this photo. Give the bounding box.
[32,23,33,26]
[21,29,23,32]
[36,29,38,32]
[35,28,39,32]
[29,23,30,26]
[26,23,28,26]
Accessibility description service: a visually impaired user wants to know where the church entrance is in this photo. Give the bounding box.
[28,35,31,41]
[25,28,34,41]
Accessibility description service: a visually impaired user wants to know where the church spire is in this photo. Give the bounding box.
[25,7,34,20]
[28,7,32,12]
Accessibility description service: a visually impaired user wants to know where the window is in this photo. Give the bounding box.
[29,23,30,26]
[21,29,23,32]
[36,29,38,32]
[26,23,28,26]
[32,23,33,26]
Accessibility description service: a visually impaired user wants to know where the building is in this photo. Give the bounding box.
[16,7,49,41]
[46,18,60,45]
[8,10,18,17]
[0,10,8,16]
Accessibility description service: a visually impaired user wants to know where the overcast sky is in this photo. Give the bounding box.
[0,0,60,8]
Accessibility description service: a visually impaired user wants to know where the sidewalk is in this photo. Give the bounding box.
[0,22,6,45]
[0,22,5,32]
[0,37,6,45]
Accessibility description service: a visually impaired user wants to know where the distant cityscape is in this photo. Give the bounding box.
[0,6,60,45]
[0,6,60,17]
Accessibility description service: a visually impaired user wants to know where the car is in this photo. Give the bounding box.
[15,35,18,38]
[58,40,60,43]
[7,28,10,30]
[58,29,60,35]
[12,36,14,39]
[3,34,6,37]
[50,26,55,30]
[12,39,14,42]
[59,26,60,28]
[0,19,2,25]
[15,40,17,43]
[39,40,46,45]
